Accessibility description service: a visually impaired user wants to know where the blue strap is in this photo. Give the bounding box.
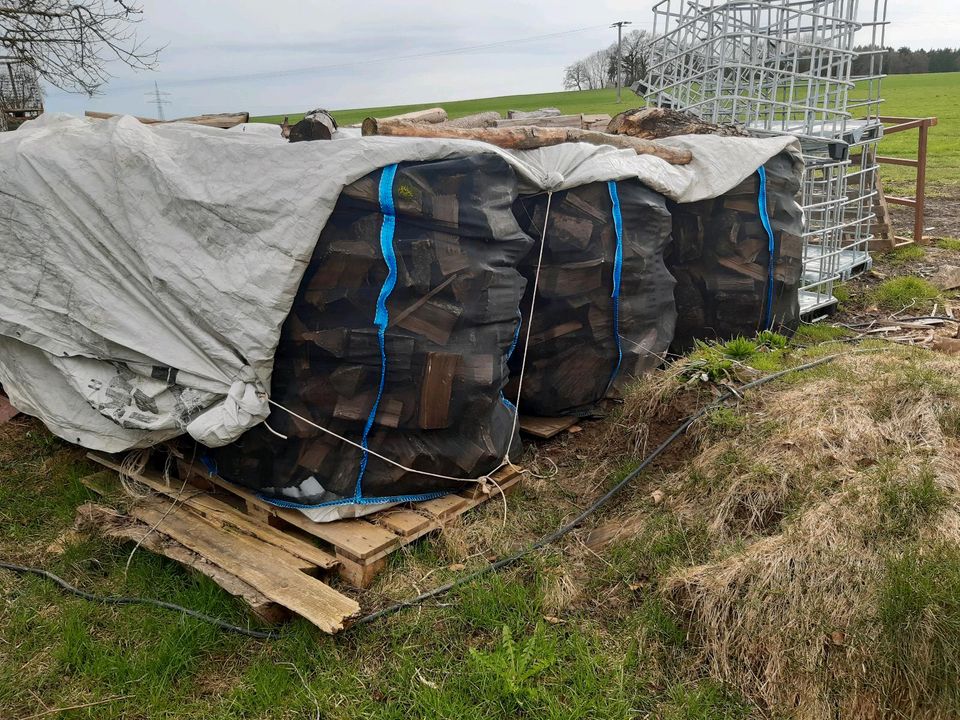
[757,166,777,331]
[353,163,400,500]
[606,181,624,387]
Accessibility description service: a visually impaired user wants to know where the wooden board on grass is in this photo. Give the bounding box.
[518,415,578,439]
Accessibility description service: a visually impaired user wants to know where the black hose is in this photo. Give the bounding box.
[0,349,869,636]
[0,561,280,640]
[356,350,858,626]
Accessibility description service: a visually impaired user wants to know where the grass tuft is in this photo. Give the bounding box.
[870,276,941,311]
[881,244,926,264]
[876,465,948,537]
[791,323,850,345]
[937,237,960,251]
[879,544,960,709]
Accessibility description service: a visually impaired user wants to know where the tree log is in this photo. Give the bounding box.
[495,114,582,129]
[288,109,337,142]
[607,107,747,139]
[379,107,448,124]
[84,110,250,128]
[441,111,502,128]
[507,108,561,119]
[361,118,693,165]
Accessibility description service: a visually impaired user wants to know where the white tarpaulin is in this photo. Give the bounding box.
[0,113,799,453]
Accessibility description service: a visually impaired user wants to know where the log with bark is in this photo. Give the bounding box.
[287,109,338,142]
[84,110,250,128]
[212,155,531,507]
[607,107,748,139]
[508,180,675,416]
[361,118,693,164]
[494,113,612,130]
[507,108,561,119]
[665,152,804,352]
[441,111,502,129]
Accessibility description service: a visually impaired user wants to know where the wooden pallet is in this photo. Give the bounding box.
[518,415,579,439]
[82,452,521,633]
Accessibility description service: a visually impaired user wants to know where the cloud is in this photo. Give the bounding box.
[39,0,956,118]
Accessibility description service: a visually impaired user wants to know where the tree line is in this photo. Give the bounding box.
[865,47,960,75]
[563,38,960,91]
[563,29,653,91]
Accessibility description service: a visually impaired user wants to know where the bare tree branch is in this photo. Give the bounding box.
[0,1,161,95]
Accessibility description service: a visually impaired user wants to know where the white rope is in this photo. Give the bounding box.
[263,190,555,498]
[505,190,553,454]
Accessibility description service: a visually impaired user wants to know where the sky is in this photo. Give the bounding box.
[41,0,960,119]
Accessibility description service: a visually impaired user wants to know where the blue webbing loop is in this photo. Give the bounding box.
[757,166,777,331]
[501,309,524,413]
[606,181,624,387]
[353,163,400,500]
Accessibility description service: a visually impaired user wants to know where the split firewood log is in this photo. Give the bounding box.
[361,118,693,165]
[607,107,748,139]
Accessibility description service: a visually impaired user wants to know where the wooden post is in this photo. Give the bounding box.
[915,121,929,245]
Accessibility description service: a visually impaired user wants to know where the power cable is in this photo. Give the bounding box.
[356,349,871,625]
[0,561,280,640]
[102,23,644,93]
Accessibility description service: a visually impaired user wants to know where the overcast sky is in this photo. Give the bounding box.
[42,0,959,119]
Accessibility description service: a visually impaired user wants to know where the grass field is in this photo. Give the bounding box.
[254,72,960,195]
[1,73,959,720]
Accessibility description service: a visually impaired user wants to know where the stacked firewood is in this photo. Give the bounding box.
[213,156,532,505]
[509,181,675,416]
[666,152,805,351]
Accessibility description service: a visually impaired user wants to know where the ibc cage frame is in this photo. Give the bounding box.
[644,0,889,315]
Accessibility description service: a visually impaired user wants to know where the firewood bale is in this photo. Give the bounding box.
[509,180,675,416]
[665,151,804,352]
[211,155,532,510]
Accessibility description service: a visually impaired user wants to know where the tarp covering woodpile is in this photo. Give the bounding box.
[0,113,801,519]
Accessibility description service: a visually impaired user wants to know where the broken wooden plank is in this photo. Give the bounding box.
[76,502,289,624]
[86,454,338,571]
[130,496,360,633]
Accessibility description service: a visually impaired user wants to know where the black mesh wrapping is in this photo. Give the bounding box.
[666,152,804,352]
[211,156,532,506]
[509,180,675,416]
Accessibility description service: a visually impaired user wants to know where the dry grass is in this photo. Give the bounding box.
[646,346,960,718]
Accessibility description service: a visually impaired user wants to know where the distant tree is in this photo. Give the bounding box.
[563,60,589,91]
[604,29,653,87]
[0,1,160,95]
[583,49,611,90]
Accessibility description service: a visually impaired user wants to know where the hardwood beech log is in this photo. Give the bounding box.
[361,118,693,165]
[441,111,502,128]
[379,107,448,124]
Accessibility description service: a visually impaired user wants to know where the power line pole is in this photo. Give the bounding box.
[611,20,632,103]
[146,81,171,120]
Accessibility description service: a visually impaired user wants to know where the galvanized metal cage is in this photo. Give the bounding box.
[644,0,889,316]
